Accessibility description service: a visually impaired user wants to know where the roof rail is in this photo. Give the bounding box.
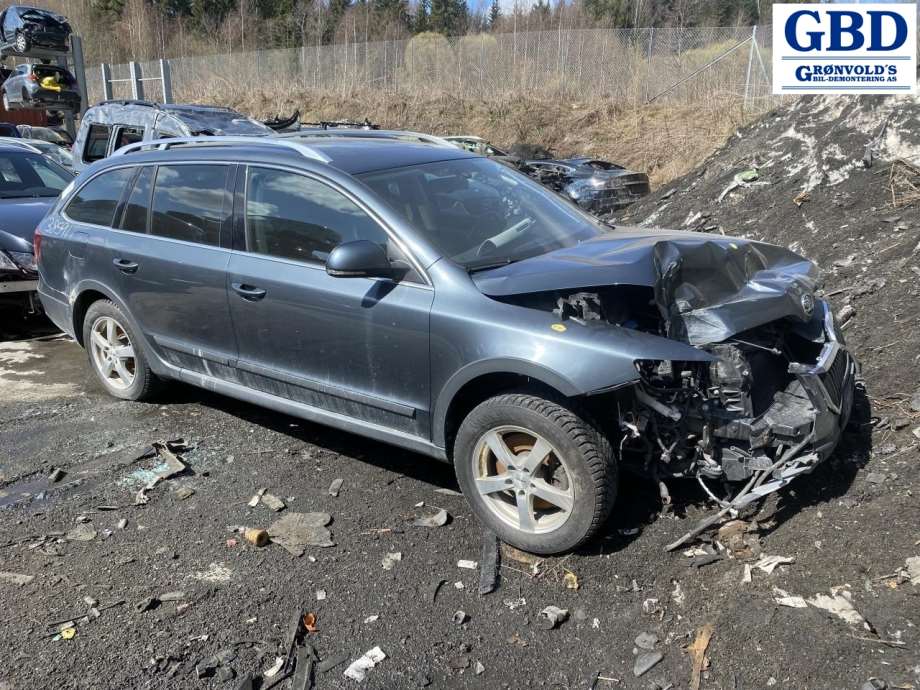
[279,129,456,149]
[111,135,332,163]
[99,99,162,109]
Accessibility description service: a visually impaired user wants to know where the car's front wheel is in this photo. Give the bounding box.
[14,31,28,53]
[83,300,159,401]
[454,392,616,555]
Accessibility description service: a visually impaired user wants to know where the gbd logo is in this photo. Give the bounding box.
[784,9,909,52]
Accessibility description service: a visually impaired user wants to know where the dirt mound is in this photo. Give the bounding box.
[619,94,920,404]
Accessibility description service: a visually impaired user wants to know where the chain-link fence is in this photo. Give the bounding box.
[90,25,776,108]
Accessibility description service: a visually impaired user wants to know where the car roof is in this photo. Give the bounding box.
[93,137,478,176]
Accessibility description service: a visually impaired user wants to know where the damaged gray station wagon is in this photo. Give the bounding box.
[36,136,857,555]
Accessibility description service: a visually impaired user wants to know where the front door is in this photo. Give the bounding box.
[226,165,433,437]
[106,162,239,374]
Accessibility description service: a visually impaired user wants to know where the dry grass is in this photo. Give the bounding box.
[191,83,761,188]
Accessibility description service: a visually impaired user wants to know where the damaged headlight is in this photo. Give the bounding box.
[8,251,36,272]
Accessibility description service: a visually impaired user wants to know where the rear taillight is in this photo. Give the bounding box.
[33,227,43,264]
[28,74,38,82]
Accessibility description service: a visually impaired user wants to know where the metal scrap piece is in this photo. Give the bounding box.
[478,530,501,595]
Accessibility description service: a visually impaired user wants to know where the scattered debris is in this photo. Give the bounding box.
[248,488,267,508]
[48,467,66,483]
[328,478,344,497]
[343,646,386,682]
[429,578,446,603]
[136,596,159,612]
[635,632,658,650]
[807,588,872,631]
[478,531,501,595]
[116,518,128,530]
[264,657,285,678]
[317,653,349,674]
[671,580,685,607]
[175,487,195,500]
[773,588,807,608]
[381,552,402,570]
[363,614,379,624]
[434,488,462,496]
[412,508,449,528]
[244,528,269,547]
[133,440,191,505]
[261,493,287,512]
[538,606,569,630]
[65,523,97,542]
[793,190,811,207]
[633,651,664,677]
[742,564,753,584]
[159,591,185,601]
[457,559,478,570]
[563,570,580,590]
[316,589,327,601]
[503,597,526,611]
[268,512,334,556]
[474,661,485,675]
[905,556,920,585]
[452,610,468,625]
[0,572,34,585]
[837,304,856,327]
[754,555,795,574]
[686,624,714,690]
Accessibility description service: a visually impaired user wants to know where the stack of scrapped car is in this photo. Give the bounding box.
[0,6,71,54]
[446,136,651,218]
[1,63,81,112]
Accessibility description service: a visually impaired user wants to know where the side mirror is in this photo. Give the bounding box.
[325,240,393,279]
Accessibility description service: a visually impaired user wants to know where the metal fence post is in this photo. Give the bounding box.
[160,59,173,103]
[129,61,144,100]
[743,25,757,106]
[69,35,89,114]
[101,63,113,101]
[646,27,654,103]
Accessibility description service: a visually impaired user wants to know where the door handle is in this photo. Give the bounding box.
[231,282,267,301]
[113,258,139,274]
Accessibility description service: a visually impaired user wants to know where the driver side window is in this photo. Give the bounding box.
[244,166,388,265]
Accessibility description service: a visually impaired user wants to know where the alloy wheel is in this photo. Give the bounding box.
[89,316,136,391]
[472,425,575,534]
[14,33,26,52]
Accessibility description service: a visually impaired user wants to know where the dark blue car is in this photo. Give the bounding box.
[0,142,72,314]
[35,136,856,554]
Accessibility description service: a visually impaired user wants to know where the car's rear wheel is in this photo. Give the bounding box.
[454,392,616,555]
[14,31,28,53]
[83,300,159,401]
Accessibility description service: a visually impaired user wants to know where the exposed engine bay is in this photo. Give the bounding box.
[533,282,856,549]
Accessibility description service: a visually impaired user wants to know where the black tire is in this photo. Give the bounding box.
[454,392,616,555]
[82,300,160,401]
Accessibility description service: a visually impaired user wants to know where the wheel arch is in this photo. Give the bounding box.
[434,359,581,455]
[71,282,132,347]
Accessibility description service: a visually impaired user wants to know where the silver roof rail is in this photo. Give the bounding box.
[112,136,332,163]
[279,129,457,149]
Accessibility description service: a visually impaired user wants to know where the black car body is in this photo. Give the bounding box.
[37,136,856,555]
[0,143,73,313]
[446,137,651,218]
[1,63,80,112]
[525,157,651,217]
[0,122,20,137]
[0,6,71,53]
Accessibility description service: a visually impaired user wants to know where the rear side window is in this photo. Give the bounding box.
[112,126,144,152]
[118,166,154,233]
[150,164,228,246]
[245,167,387,264]
[64,167,134,226]
[83,124,111,163]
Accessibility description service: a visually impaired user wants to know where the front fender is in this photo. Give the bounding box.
[430,292,716,448]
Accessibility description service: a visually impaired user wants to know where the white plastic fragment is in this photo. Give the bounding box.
[773,587,807,608]
[457,559,478,569]
[381,552,402,570]
[343,646,386,682]
[248,488,266,508]
[807,588,871,630]
[905,556,920,585]
[754,555,795,574]
[264,656,285,677]
[741,564,753,584]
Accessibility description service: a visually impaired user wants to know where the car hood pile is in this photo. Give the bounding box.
[472,228,820,346]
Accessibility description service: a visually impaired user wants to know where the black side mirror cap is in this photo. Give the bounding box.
[325,240,393,279]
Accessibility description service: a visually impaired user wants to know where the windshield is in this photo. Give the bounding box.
[167,109,273,136]
[359,157,605,269]
[0,150,73,198]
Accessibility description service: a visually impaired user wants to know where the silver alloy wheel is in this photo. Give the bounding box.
[89,316,136,391]
[14,33,26,52]
[472,425,575,534]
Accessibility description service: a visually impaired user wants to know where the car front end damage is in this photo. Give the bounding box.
[0,245,40,313]
[476,231,858,547]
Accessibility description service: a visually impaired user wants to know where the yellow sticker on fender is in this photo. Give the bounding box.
[551,324,567,333]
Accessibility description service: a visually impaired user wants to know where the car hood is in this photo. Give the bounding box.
[0,197,55,251]
[472,228,820,346]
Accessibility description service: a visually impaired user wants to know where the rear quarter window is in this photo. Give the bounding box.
[149,164,229,246]
[82,124,111,163]
[64,167,134,227]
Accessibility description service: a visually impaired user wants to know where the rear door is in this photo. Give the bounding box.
[106,162,238,374]
[226,165,433,437]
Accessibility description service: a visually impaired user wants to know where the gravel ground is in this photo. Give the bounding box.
[0,316,918,690]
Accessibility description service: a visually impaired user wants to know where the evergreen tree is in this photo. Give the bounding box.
[487,0,500,28]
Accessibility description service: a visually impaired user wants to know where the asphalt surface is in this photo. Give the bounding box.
[1,313,918,690]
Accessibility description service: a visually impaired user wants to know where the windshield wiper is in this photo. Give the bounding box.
[465,257,517,273]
